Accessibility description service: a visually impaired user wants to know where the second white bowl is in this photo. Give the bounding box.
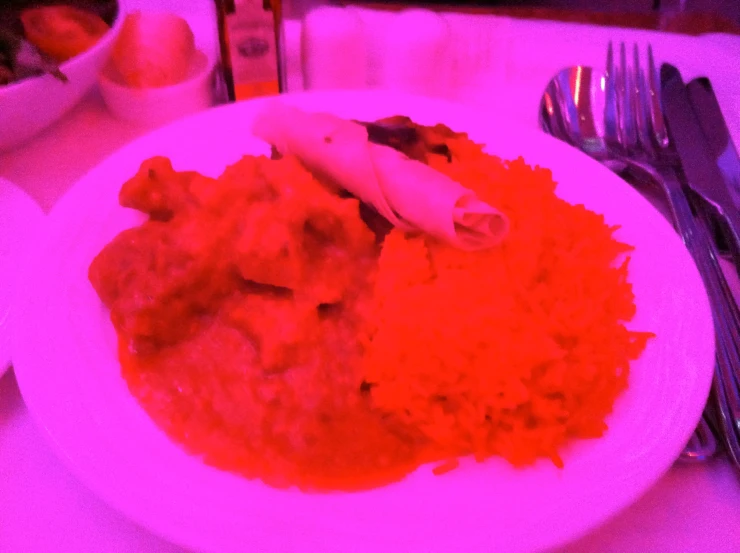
[99,49,216,126]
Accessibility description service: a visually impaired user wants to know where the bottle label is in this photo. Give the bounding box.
[225,0,280,100]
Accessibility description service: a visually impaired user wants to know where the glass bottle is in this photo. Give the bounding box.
[214,0,281,102]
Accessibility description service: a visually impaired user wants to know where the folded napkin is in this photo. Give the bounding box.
[371,9,452,97]
[301,7,367,90]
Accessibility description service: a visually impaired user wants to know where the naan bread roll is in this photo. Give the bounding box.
[253,103,509,250]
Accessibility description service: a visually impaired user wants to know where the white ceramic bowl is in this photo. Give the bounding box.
[0,4,126,152]
[98,49,217,126]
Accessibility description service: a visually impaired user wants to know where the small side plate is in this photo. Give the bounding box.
[0,178,45,375]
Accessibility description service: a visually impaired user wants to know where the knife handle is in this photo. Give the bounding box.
[688,230,740,466]
[696,207,740,389]
[658,167,740,464]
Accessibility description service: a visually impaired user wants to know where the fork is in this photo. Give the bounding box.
[608,41,740,466]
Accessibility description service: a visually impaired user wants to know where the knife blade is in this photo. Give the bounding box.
[687,77,740,213]
[660,64,740,253]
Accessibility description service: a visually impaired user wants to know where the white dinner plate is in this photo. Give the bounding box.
[0,178,45,375]
[11,90,714,553]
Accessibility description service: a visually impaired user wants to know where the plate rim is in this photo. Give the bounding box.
[10,90,716,553]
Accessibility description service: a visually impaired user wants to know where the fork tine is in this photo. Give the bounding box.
[614,42,626,149]
[632,44,652,154]
[619,42,638,152]
[604,41,619,147]
[647,44,669,149]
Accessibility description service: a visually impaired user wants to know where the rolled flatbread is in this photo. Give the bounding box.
[252,102,509,250]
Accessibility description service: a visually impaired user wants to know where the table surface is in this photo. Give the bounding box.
[2,6,740,553]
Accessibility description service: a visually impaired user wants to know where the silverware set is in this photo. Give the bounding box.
[539,42,740,468]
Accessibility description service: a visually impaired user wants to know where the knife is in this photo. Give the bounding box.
[661,64,740,464]
[660,64,740,256]
[686,77,740,260]
[687,77,740,214]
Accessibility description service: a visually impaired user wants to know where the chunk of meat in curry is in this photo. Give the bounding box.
[89,154,377,361]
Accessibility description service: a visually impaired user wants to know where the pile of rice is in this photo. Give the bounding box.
[360,137,653,469]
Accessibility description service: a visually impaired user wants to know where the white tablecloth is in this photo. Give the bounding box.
[2,6,740,553]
